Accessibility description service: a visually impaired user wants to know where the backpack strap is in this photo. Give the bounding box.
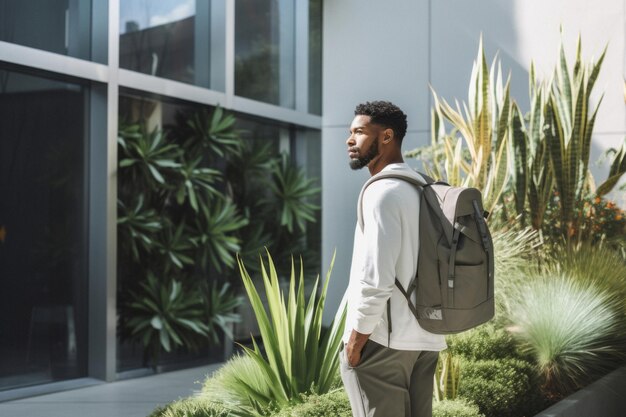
[394,277,420,320]
[356,170,432,232]
[356,170,435,346]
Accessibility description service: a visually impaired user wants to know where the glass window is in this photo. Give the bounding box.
[235,0,295,108]
[0,67,89,390]
[116,92,321,365]
[119,0,225,90]
[117,92,229,372]
[0,0,92,60]
[308,0,322,115]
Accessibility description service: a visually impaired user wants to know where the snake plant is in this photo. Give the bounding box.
[545,36,606,237]
[419,37,510,216]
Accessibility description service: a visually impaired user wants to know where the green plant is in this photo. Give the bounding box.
[596,138,626,196]
[156,220,195,272]
[413,37,510,216]
[202,354,276,415]
[267,153,321,234]
[489,226,543,316]
[205,282,243,345]
[543,194,626,244]
[458,358,543,417]
[149,397,229,417]
[118,105,321,367]
[118,123,181,186]
[233,251,346,412]
[542,242,626,317]
[272,390,352,417]
[117,109,248,367]
[508,274,626,398]
[434,351,461,401]
[124,273,210,367]
[544,37,606,239]
[181,107,243,159]
[117,195,163,261]
[173,156,221,212]
[193,196,249,273]
[446,324,523,362]
[433,399,485,417]
[510,65,555,230]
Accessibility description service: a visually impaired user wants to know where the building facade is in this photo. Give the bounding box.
[1,0,625,402]
[0,0,322,399]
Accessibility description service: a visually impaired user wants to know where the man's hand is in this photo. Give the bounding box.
[345,329,371,367]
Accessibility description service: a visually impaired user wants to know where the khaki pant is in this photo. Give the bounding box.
[339,341,439,417]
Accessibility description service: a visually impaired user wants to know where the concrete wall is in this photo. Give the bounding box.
[321,0,626,323]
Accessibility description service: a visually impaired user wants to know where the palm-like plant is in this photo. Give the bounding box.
[182,107,243,159]
[194,196,249,272]
[118,124,181,185]
[230,251,346,413]
[156,221,195,271]
[125,272,210,367]
[173,156,221,212]
[205,281,243,345]
[117,195,163,261]
[267,153,321,234]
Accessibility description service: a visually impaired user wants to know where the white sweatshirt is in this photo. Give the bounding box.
[342,163,447,351]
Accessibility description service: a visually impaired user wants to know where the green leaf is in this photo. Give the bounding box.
[150,316,163,330]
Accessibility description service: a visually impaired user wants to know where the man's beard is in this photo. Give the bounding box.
[349,141,379,170]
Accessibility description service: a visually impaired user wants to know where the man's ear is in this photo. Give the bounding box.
[382,128,394,144]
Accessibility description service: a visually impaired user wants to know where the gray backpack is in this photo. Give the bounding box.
[358,170,494,335]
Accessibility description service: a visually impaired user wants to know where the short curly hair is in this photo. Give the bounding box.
[354,101,408,143]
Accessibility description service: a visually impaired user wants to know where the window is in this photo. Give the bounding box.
[0,0,92,60]
[308,0,322,115]
[235,0,295,107]
[0,67,89,390]
[119,0,226,89]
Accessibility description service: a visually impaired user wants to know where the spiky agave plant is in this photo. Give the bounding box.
[212,251,346,415]
[509,274,626,398]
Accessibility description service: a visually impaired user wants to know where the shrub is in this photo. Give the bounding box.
[272,390,352,417]
[544,242,626,311]
[201,353,274,415]
[491,227,542,312]
[446,323,524,362]
[148,396,229,417]
[458,358,544,417]
[433,399,484,417]
[508,274,626,398]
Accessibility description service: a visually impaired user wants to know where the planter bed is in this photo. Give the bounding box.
[533,365,626,417]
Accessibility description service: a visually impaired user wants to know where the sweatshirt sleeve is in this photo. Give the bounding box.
[352,182,402,334]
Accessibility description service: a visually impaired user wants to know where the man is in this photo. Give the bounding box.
[340,101,446,417]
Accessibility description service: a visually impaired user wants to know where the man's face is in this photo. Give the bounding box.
[346,115,382,170]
